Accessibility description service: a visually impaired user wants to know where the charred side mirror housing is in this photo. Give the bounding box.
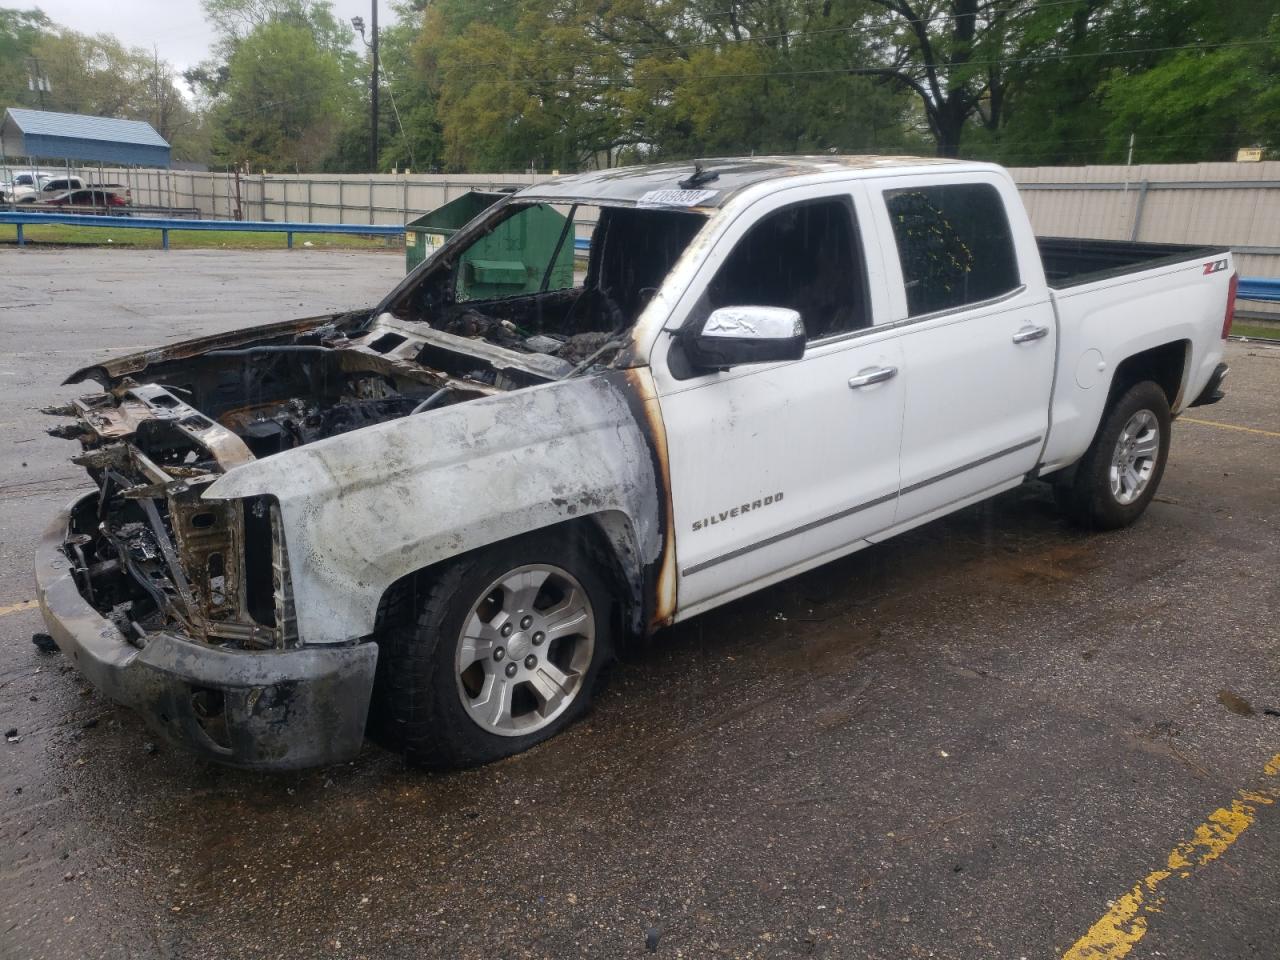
[683,306,806,370]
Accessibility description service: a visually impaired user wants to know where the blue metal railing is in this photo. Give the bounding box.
[1238,277,1280,303]
[1,211,404,250]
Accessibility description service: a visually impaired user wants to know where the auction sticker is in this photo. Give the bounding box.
[637,189,719,208]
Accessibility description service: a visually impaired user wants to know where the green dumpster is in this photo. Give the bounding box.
[405,191,574,301]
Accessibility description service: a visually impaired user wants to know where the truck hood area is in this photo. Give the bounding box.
[45,309,589,649]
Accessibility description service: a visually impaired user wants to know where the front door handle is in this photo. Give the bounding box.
[1012,325,1050,344]
[848,365,898,389]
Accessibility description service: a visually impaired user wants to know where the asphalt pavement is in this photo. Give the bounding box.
[1,248,1278,960]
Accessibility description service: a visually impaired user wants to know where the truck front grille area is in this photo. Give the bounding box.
[49,382,299,651]
[64,484,297,651]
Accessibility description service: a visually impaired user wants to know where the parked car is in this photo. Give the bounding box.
[2,172,49,202]
[91,182,132,205]
[38,188,129,210]
[35,156,1235,771]
[38,176,86,196]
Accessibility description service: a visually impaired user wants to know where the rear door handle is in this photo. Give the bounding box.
[1012,325,1050,344]
[848,366,898,389]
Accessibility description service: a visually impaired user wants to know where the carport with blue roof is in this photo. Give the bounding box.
[0,108,170,168]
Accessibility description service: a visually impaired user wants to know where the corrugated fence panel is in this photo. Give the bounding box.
[1010,161,1280,317]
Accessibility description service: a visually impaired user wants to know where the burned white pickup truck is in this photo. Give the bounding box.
[36,156,1236,770]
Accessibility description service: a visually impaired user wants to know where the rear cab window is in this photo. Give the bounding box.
[883,183,1021,317]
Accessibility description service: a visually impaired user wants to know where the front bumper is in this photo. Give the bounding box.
[35,493,378,770]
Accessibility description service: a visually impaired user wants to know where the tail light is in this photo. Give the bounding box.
[1223,271,1238,339]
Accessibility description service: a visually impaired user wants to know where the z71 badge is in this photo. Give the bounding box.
[692,492,784,532]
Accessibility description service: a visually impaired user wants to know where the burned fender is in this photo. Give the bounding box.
[203,373,663,645]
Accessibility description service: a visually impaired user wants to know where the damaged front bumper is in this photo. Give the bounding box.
[36,493,378,770]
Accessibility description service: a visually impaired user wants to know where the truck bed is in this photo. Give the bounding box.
[1037,237,1227,289]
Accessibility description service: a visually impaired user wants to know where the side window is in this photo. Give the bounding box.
[705,197,869,341]
[884,183,1020,317]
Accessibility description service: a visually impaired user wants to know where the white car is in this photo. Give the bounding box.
[2,172,46,202]
[5,174,86,203]
[36,156,1235,771]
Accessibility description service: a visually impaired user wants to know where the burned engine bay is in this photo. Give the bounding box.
[48,202,708,653]
[47,311,591,652]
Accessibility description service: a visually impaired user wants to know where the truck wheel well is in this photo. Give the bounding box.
[1108,340,1189,410]
[373,516,640,641]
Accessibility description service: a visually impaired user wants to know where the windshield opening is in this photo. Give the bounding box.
[385,200,707,365]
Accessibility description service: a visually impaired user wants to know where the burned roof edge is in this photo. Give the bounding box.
[516,155,979,207]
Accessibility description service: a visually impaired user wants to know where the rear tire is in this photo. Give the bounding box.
[370,531,615,770]
[1055,380,1171,531]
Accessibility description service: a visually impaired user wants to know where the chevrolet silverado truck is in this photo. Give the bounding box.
[35,156,1237,770]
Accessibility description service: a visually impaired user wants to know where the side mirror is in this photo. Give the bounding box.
[684,306,806,370]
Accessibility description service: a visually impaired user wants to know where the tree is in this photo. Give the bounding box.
[417,0,918,172]
[372,8,443,171]
[1097,7,1280,163]
[196,0,362,171]
[0,7,51,109]
[852,0,1105,158]
[210,18,350,170]
[202,0,355,59]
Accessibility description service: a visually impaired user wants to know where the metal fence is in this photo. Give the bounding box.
[1011,160,1280,316]
[17,166,548,226]
[6,159,1279,314]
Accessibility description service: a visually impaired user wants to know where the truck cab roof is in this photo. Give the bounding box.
[518,154,980,207]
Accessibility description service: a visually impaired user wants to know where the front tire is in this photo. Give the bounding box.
[1056,380,1172,530]
[371,532,615,769]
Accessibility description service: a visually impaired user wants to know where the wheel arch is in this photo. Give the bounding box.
[1046,339,1187,487]
[1105,339,1191,413]
[374,511,648,642]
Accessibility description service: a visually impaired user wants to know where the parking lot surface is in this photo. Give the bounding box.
[1,248,1278,960]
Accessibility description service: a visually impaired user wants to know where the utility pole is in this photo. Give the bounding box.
[153,45,163,135]
[26,57,49,109]
[352,3,380,172]
[370,0,380,172]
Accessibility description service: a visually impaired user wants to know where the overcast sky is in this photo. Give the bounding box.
[32,0,395,74]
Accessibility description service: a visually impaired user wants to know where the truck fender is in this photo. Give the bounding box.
[204,373,666,645]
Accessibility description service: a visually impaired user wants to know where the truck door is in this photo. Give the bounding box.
[867,176,1056,527]
[651,185,904,616]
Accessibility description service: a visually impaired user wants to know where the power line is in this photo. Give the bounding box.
[654,0,1101,28]
[442,0,1120,74]
[449,37,1274,89]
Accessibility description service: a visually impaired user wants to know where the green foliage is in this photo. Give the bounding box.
[0,7,50,109]
[8,0,1280,176]
[209,18,352,171]
[972,0,1280,165]
[202,0,356,60]
[418,0,921,173]
[1097,12,1280,163]
[374,12,443,171]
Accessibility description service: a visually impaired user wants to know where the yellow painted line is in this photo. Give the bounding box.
[1181,416,1280,439]
[0,599,38,618]
[1063,752,1280,960]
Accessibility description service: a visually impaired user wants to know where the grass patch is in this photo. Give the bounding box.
[1,223,403,252]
